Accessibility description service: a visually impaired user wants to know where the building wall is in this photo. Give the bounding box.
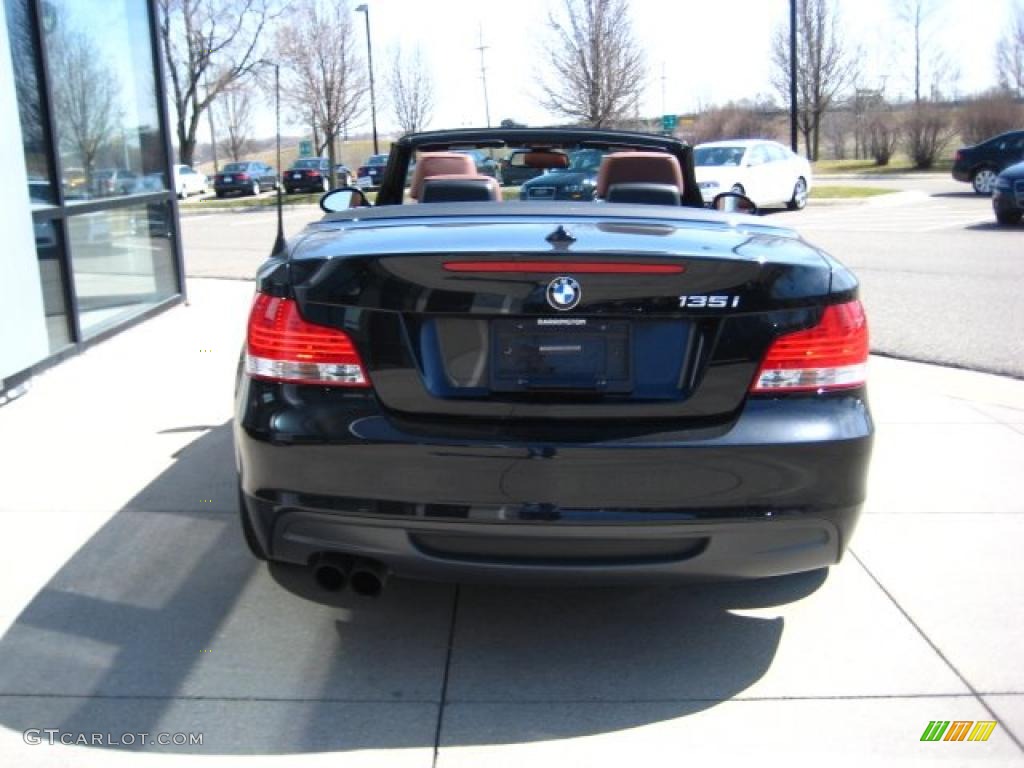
[0,4,50,386]
[0,0,183,397]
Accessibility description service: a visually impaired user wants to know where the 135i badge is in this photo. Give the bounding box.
[679,295,741,309]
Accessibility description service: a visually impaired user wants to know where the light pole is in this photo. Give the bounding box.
[258,59,285,255]
[789,0,798,153]
[355,4,379,154]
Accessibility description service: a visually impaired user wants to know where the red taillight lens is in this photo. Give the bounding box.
[751,300,868,393]
[308,170,321,178]
[236,172,250,180]
[245,294,369,387]
[954,150,962,162]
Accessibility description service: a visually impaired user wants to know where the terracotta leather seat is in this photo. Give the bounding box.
[420,174,501,203]
[595,152,685,205]
[409,152,477,200]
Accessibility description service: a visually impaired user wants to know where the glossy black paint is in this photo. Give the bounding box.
[952,131,1024,188]
[992,161,1024,225]
[234,129,872,584]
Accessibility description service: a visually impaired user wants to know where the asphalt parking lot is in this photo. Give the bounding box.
[1,275,1022,766]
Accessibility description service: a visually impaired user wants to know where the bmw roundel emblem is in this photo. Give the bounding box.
[546,276,581,311]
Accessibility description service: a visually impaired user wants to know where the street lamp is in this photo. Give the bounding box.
[789,0,798,153]
[257,59,285,255]
[355,4,379,155]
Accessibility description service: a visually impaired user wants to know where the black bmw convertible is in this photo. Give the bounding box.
[233,127,873,596]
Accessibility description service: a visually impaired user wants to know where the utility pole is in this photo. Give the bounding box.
[204,70,218,171]
[789,0,798,153]
[355,5,379,154]
[476,24,491,128]
[661,62,667,117]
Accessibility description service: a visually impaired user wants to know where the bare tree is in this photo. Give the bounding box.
[771,0,858,161]
[958,89,1024,145]
[386,45,434,135]
[157,0,279,166]
[692,99,777,145]
[902,103,956,168]
[864,109,900,165]
[48,24,119,182]
[217,83,253,161]
[892,0,957,104]
[997,1,1024,96]
[538,0,646,128]
[277,0,368,185]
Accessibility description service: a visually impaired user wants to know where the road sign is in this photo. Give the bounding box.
[661,114,677,132]
[298,140,313,158]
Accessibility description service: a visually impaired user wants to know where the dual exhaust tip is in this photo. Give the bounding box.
[312,553,388,597]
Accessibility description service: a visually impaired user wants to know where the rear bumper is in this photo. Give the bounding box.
[952,167,971,182]
[235,382,873,582]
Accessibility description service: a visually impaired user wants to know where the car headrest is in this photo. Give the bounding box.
[595,152,684,198]
[419,175,500,203]
[605,183,682,206]
[409,153,477,199]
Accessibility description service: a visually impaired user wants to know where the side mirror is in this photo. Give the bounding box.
[320,186,371,213]
[712,192,758,215]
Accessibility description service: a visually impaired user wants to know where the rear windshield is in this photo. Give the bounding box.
[292,159,323,169]
[222,163,248,172]
[367,155,389,165]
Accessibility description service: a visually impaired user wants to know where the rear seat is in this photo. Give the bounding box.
[596,152,685,205]
[420,174,500,203]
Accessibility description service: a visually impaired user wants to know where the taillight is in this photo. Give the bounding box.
[236,172,250,180]
[954,150,962,162]
[245,294,369,387]
[751,300,868,393]
[308,170,321,178]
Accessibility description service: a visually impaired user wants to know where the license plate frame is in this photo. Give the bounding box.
[489,318,632,393]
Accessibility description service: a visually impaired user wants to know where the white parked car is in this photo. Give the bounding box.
[173,164,208,199]
[694,140,812,210]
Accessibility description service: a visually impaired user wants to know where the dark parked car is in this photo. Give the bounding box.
[234,127,873,596]
[519,148,607,200]
[499,148,548,186]
[285,157,333,194]
[214,161,278,197]
[454,148,503,184]
[992,161,1024,225]
[356,154,389,190]
[952,130,1024,195]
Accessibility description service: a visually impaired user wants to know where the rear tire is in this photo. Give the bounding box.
[238,483,268,561]
[215,190,225,199]
[787,177,808,210]
[995,209,1023,226]
[972,168,997,195]
[321,178,329,193]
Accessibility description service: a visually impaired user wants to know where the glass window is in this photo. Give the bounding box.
[66,203,178,338]
[32,219,73,352]
[5,0,57,207]
[43,0,168,202]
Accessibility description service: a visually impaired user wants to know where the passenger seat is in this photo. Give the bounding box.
[595,152,685,205]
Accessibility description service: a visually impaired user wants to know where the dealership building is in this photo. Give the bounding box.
[0,0,184,400]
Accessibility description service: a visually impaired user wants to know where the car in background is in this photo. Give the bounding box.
[500,148,547,186]
[952,130,1024,195]
[356,154,390,190]
[694,140,812,210]
[284,157,333,194]
[214,161,278,197]
[173,164,207,198]
[992,161,1024,225]
[334,164,353,187]
[90,168,139,197]
[519,148,606,200]
[233,126,873,594]
[454,148,503,184]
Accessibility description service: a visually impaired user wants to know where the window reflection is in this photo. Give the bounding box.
[33,219,73,352]
[4,0,56,207]
[44,0,167,202]
[67,203,178,338]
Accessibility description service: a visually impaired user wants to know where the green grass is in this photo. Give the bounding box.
[181,190,377,210]
[810,185,895,199]
[814,155,953,175]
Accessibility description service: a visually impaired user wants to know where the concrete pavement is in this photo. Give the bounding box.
[0,277,1022,766]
